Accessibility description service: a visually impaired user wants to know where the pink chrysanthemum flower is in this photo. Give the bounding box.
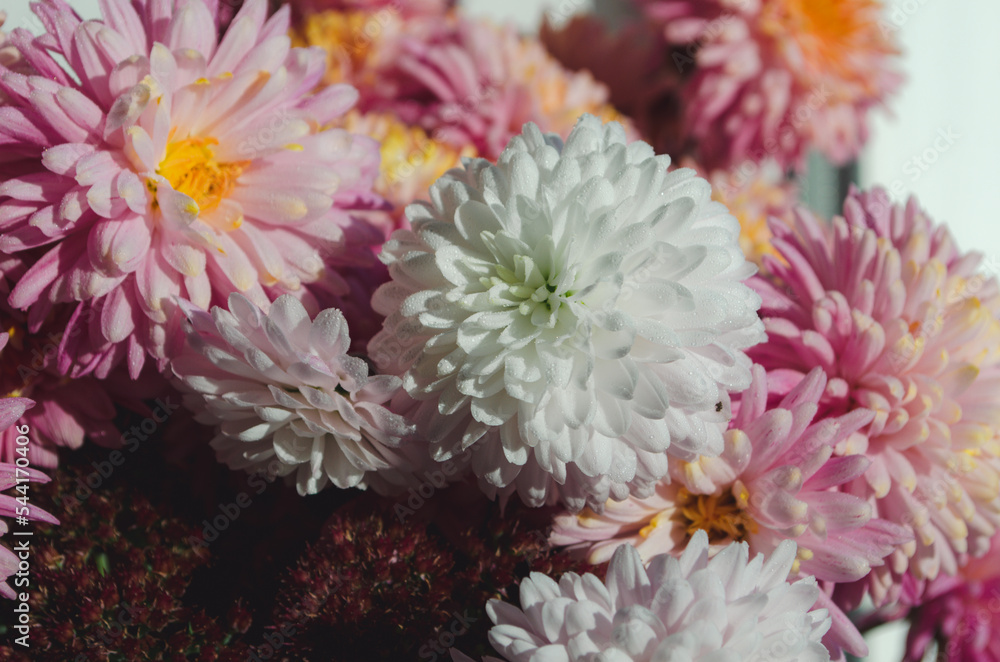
[0,0,382,379]
[348,13,629,159]
[0,392,59,599]
[751,187,1000,608]
[172,293,417,496]
[637,0,901,169]
[0,314,164,468]
[905,532,1000,662]
[551,364,909,658]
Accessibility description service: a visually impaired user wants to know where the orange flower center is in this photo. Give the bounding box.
[155,137,248,213]
[761,0,890,80]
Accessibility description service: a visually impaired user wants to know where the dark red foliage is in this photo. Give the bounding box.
[0,464,252,662]
[267,486,596,661]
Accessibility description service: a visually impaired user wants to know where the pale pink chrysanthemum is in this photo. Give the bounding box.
[454,531,833,662]
[751,187,1000,609]
[636,0,902,170]
[0,392,59,599]
[172,293,418,496]
[905,532,1000,662]
[0,0,382,380]
[356,13,630,160]
[551,364,909,658]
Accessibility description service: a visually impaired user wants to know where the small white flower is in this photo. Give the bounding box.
[173,294,416,495]
[474,531,831,662]
[370,115,765,510]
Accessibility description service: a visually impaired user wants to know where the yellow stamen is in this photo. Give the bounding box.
[155,136,249,215]
[677,487,758,543]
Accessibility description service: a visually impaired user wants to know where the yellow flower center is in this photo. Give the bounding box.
[292,11,385,87]
[343,112,474,204]
[639,487,758,544]
[677,487,758,542]
[155,136,248,213]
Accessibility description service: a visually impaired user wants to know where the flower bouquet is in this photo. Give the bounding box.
[0,0,996,660]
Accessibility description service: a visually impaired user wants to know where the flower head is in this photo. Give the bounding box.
[905,532,1000,662]
[751,187,1000,606]
[0,0,382,379]
[553,366,905,575]
[173,293,416,495]
[370,116,765,511]
[638,0,902,169]
[470,531,832,662]
[551,364,910,657]
[299,10,629,160]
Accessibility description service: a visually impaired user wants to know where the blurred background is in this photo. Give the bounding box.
[8,0,996,252]
[4,0,996,658]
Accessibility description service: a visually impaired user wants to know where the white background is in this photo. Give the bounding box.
[5,0,991,659]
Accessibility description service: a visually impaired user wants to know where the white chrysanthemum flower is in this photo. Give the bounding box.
[370,115,765,511]
[173,293,416,495]
[454,530,831,662]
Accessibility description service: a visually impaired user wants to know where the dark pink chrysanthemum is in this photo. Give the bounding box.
[551,364,909,658]
[0,0,382,379]
[752,187,1000,608]
[636,0,902,169]
[905,532,1000,662]
[356,13,629,160]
